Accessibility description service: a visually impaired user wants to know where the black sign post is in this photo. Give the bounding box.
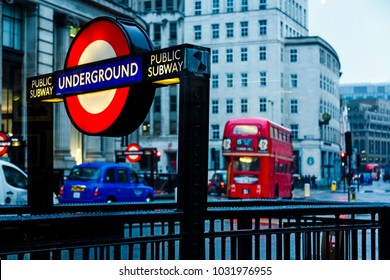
[177,75,209,260]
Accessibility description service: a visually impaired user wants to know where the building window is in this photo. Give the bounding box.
[280,21,284,38]
[320,49,325,65]
[241,0,248,11]
[241,47,248,61]
[211,124,220,139]
[212,74,219,88]
[170,93,177,112]
[291,124,299,139]
[144,1,152,11]
[240,21,248,37]
[154,23,161,41]
[226,48,233,62]
[226,99,234,113]
[226,73,234,88]
[169,22,177,39]
[259,72,267,87]
[212,99,219,114]
[259,0,267,10]
[143,121,151,136]
[259,46,267,61]
[154,95,161,113]
[2,3,22,50]
[280,72,284,88]
[291,99,298,113]
[241,98,248,113]
[281,47,284,62]
[259,98,267,112]
[167,0,174,10]
[227,0,234,12]
[154,121,161,136]
[212,24,220,39]
[259,20,267,35]
[290,74,298,88]
[212,49,219,63]
[290,49,298,62]
[170,120,177,134]
[213,0,220,14]
[155,0,162,11]
[195,0,202,15]
[226,22,234,38]
[194,25,202,40]
[241,72,248,87]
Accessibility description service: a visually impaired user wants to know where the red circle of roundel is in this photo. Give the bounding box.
[64,18,131,135]
[126,143,142,162]
[0,132,10,157]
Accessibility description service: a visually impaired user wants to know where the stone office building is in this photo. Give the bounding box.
[346,98,390,166]
[125,0,345,186]
[2,0,344,187]
[0,0,145,182]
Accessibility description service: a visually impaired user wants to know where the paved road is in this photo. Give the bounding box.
[158,180,390,203]
[293,180,390,203]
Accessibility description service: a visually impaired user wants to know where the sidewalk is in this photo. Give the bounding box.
[293,183,390,203]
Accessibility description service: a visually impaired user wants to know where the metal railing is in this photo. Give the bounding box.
[0,200,389,260]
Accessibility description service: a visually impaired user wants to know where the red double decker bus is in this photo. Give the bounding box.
[222,117,294,199]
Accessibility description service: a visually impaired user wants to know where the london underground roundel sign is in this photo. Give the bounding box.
[63,17,155,136]
[125,143,142,162]
[0,132,11,157]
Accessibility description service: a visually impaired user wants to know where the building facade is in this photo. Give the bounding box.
[341,84,390,166]
[341,83,390,102]
[1,0,145,180]
[1,0,343,187]
[133,0,184,173]
[135,0,342,185]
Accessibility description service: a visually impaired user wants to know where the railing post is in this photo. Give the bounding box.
[379,205,390,260]
[237,217,253,259]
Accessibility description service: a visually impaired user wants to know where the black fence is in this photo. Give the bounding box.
[138,172,178,194]
[1,199,389,260]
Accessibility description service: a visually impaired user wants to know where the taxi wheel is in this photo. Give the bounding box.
[106,197,116,203]
[145,195,153,203]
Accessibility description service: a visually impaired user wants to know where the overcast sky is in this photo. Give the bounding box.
[308,0,390,85]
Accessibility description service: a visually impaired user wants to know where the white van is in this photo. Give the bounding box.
[0,160,28,205]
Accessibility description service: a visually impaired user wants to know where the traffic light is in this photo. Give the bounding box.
[340,151,347,165]
[345,131,352,156]
[154,149,161,161]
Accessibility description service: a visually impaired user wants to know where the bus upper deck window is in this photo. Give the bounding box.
[233,125,258,135]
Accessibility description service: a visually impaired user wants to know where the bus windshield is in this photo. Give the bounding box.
[233,157,260,171]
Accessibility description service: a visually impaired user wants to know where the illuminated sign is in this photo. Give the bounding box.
[62,17,154,136]
[236,138,253,146]
[258,138,268,153]
[124,143,143,162]
[144,45,210,85]
[56,56,142,96]
[26,17,210,137]
[27,73,56,102]
[0,132,11,157]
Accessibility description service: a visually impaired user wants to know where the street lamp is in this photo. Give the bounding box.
[267,100,274,121]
